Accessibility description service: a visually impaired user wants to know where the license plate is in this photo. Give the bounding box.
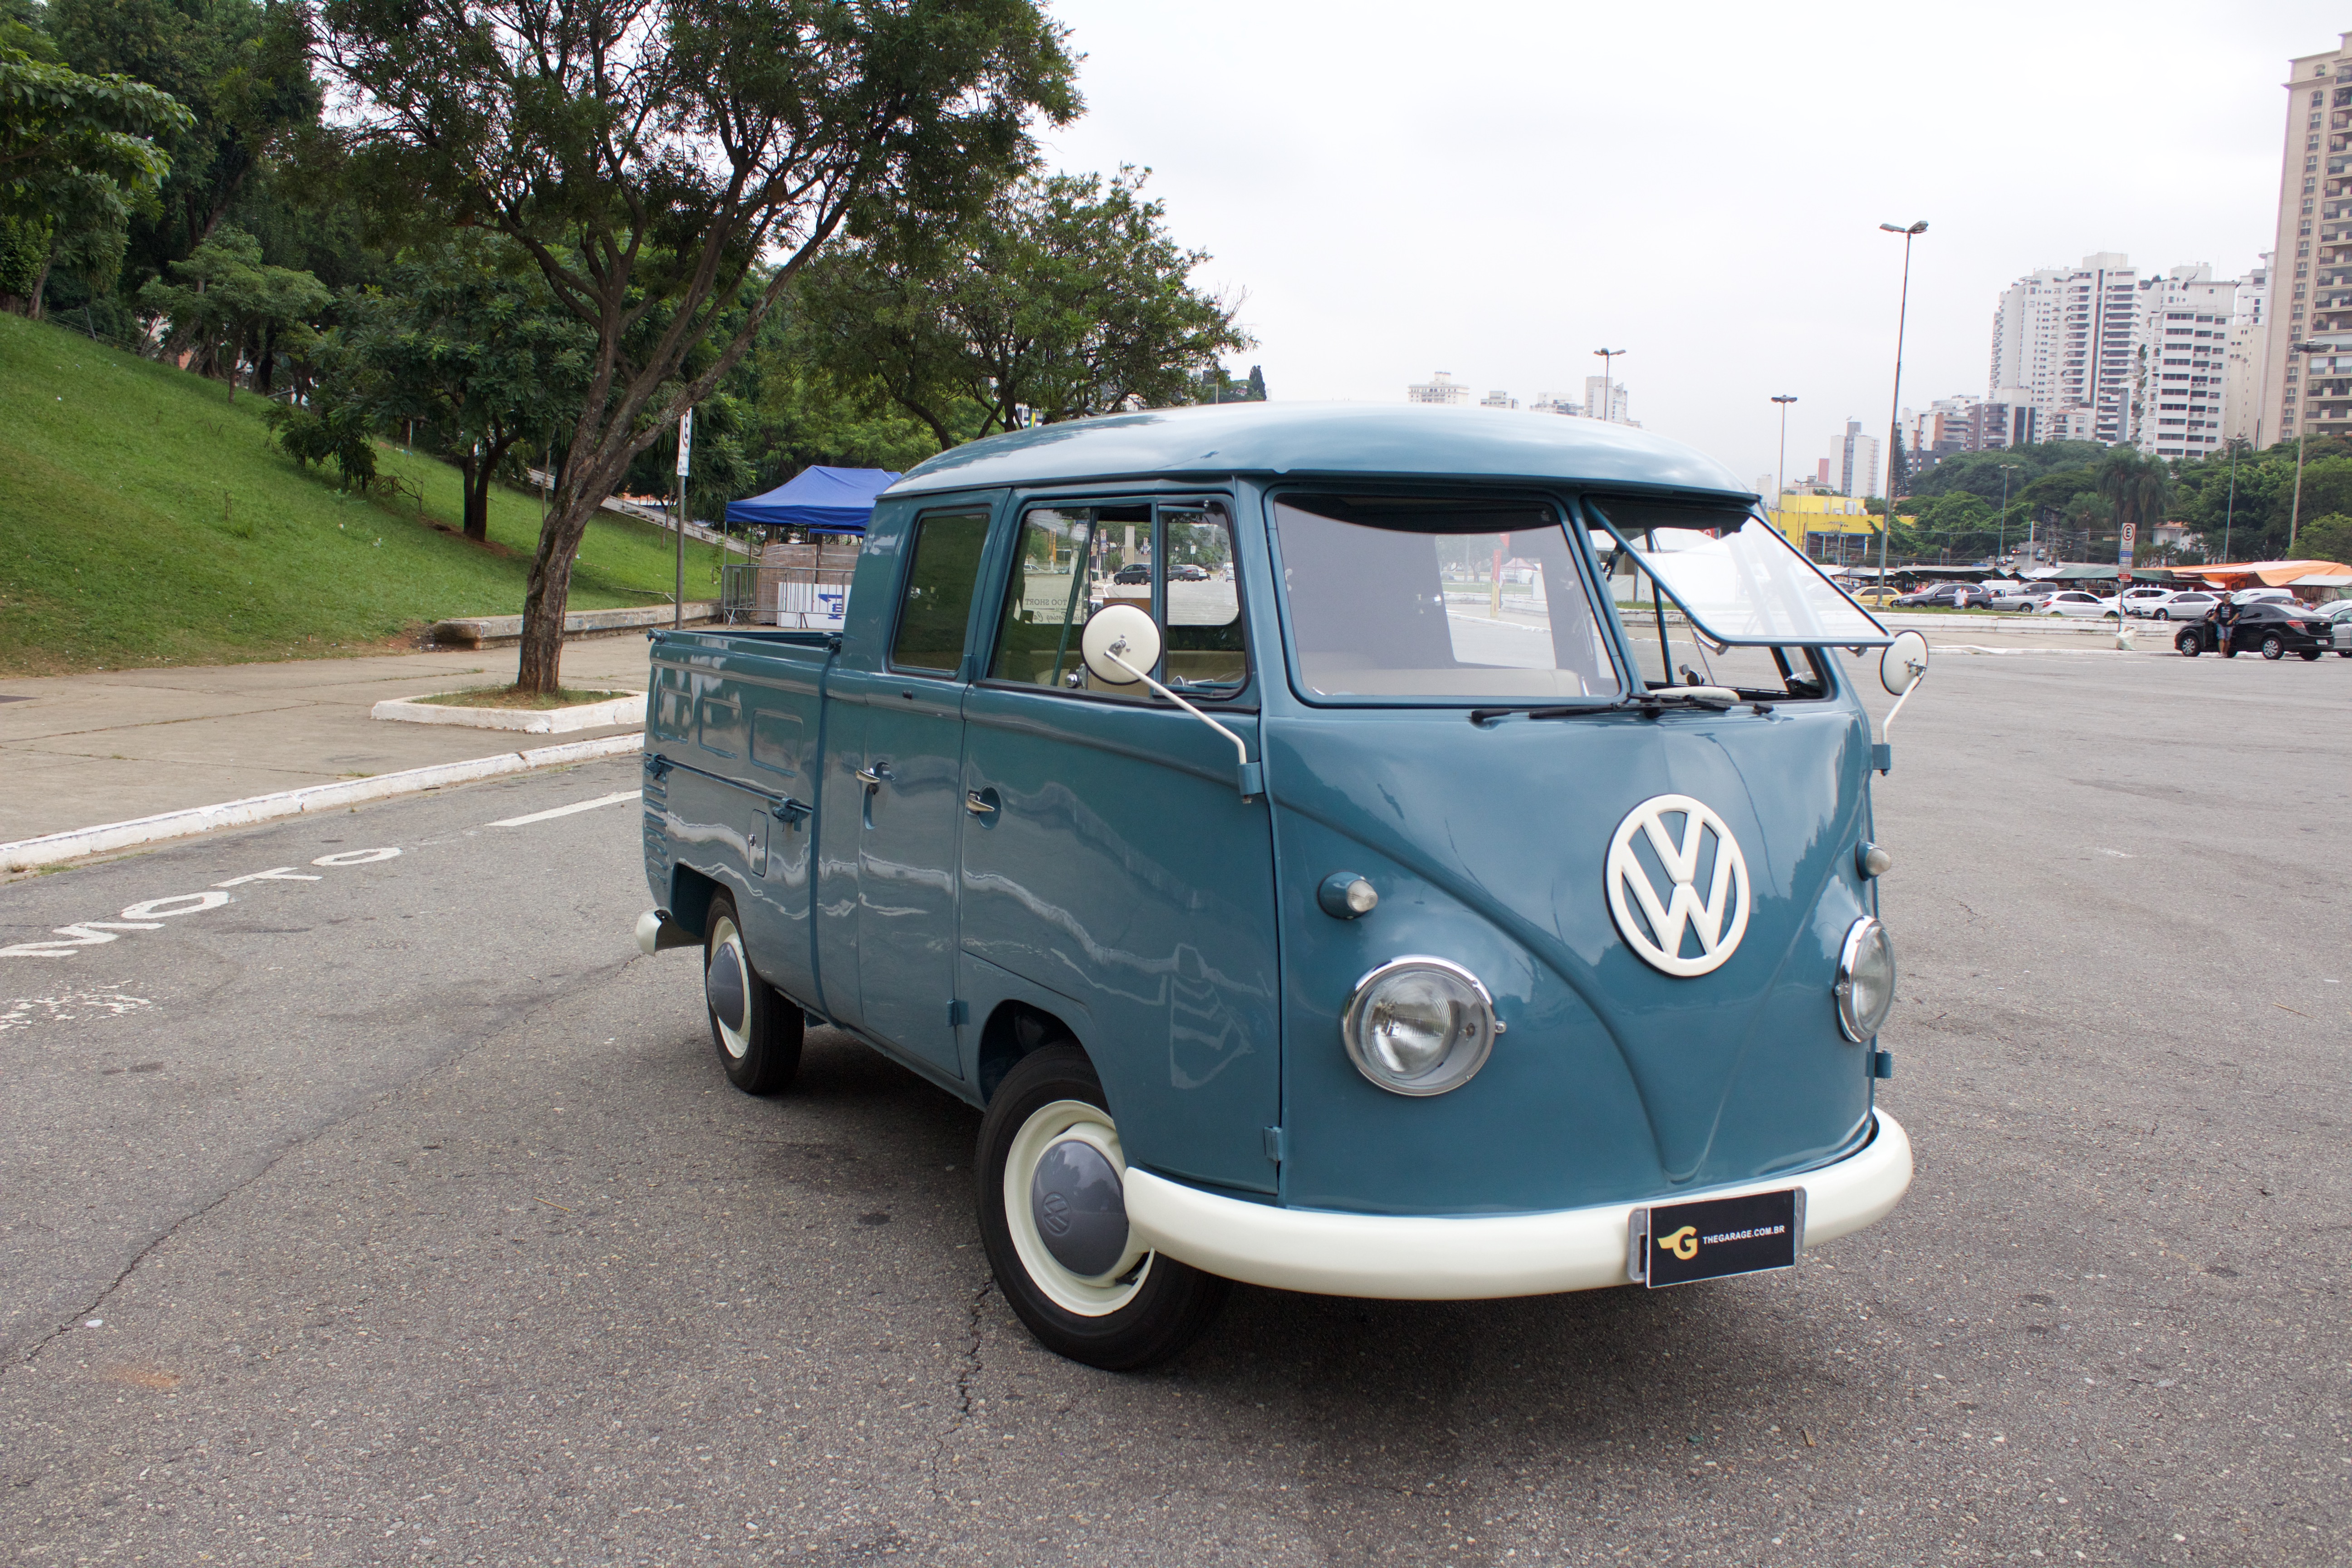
[1634,1189,1801,1288]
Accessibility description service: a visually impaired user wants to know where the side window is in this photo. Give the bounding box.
[889,511,991,675]
[990,501,1246,699]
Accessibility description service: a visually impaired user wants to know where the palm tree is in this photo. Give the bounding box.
[2095,449,2171,567]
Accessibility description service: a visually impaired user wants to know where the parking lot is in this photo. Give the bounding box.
[2,647,2347,1566]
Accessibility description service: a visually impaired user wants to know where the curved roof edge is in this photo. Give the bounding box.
[889,403,1753,500]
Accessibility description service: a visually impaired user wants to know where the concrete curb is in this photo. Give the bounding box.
[0,732,645,872]
[371,691,647,733]
[429,602,721,648]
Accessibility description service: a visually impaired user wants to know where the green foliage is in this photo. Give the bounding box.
[0,41,191,220]
[2296,513,2352,564]
[269,397,376,490]
[0,308,718,675]
[314,0,1080,686]
[136,222,324,393]
[796,167,1253,443]
[47,0,318,289]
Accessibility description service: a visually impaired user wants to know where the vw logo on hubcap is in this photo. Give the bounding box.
[1606,794,1750,977]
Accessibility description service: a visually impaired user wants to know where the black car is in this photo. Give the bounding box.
[1110,562,1152,585]
[2172,601,2335,660]
[1171,563,1212,582]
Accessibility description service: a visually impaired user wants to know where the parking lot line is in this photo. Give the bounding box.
[486,790,643,828]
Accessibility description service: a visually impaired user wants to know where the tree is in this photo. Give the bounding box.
[330,235,593,539]
[2295,512,2352,565]
[794,166,1251,445]
[137,223,326,394]
[0,40,191,314]
[2095,447,2170,560]
[48,0,320,289]
[314,0,1077,694]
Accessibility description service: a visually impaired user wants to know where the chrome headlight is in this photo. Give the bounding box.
[1341,956,1497,1096]
[1835,917,1896,1042]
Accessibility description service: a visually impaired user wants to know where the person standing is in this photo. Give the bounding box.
[2215,593,2242,656]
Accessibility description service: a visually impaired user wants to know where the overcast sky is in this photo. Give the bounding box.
[1035,1,2345,490]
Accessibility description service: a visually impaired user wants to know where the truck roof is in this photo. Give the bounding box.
[887,402,1753,500]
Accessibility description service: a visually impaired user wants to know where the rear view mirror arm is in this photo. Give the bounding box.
[1097,644,1264,801]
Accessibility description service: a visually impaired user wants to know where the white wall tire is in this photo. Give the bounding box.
[702,892,802,1095]
[975,1044,1228,1370]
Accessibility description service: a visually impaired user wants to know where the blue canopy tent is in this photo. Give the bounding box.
[725,466,901,535]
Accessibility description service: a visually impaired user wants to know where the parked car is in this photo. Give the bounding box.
[633,403,1916,1369]
[2039,591,2120,618]
[2162,591,2221,622]
[2172,600,2336,659]
[1110,562,1152,585]
[1985,584,2047,612]
[1170,563,1212,582]
[1891,583,1990,609]
[2117,587,2184,618]
[2231,587,2296,606]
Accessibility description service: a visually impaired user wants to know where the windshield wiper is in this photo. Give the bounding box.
[1470,686,1747,725]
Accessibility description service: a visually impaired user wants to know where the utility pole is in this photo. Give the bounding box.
[2288,343,2330,553]
[674,406,693,629]
[1772,395,1798,545]
[1593,348,1626,421]
[1877,221,1928,593]
[2221,438,2241,563]
[1997,463,2022,564]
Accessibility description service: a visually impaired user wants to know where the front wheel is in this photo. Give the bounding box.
[976,1044,1228,1370]
[2300,648,2323,662]
[2261,634,2287,661]
[703,892,803,1095]
[2175,629,2201,657]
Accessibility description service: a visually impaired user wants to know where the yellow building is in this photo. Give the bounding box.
[1764,492,1915,565]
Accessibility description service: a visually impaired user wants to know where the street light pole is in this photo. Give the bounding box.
[1771,394,1798,546]
[1997,462,2022,564]
[2220,438,2241,562]
[1592,348,1625,422]
[2288,342,2331,552]
[1877,221,1928,593]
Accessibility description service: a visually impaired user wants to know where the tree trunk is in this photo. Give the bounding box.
[464,454,495,542]
[516,490,600,694]
[24,250,49,321]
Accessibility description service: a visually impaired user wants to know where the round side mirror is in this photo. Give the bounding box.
[1879,630,1930,696]
[1081,603,1162,688]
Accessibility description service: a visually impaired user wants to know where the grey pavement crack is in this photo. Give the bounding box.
[925,1275,994,1503]
[3,947,642,1375]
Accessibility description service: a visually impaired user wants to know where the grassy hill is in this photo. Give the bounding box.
[0,311,732,677]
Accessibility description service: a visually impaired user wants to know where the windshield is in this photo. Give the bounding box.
[1587,498,1891,647]
[1271,495,1624,702]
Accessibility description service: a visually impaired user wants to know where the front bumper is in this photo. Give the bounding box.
[1125,1109,1912,1300]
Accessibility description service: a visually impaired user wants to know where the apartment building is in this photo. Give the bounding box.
[1989,253,2142,446]
[1838,421,1881,499]
[2259,35,2352,446]
[1583,376,1630,424]
[2128,265,2237,459]
[2224,254,2270,445]
[1407,372,1470,405]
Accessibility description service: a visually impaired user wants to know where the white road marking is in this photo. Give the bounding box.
[2,849,402,960]
[312,848,402,867]
[487,790,642,828]
[214,867,321,888]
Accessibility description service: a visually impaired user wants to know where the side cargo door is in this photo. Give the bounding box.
[959,498,1282,1196]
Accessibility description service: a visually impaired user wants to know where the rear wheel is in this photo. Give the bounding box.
[2261,634,2287,661]
[2174,628,2200,657]
[2300,648,2323,662]
[976,1044,1228,1371]
[703,892,803,1095]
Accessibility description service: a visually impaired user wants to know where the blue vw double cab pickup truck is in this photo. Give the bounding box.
[636,402,1921,1370]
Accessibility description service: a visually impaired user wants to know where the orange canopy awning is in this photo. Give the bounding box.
[2163,559,2352,588]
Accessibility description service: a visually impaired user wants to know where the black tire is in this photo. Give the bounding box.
[2261,634,2287,661]
[2338,649,2352,658]
[2300,648,2323,661]
[703,892,803,1095]
[976,1043,1228,1371]
[2175,629,2200,657]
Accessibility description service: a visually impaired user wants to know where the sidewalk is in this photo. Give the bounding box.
[0,639,657,846]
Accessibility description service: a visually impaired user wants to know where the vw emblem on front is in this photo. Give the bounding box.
[1606,794,1751,977]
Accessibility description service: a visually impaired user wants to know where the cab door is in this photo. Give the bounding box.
[824,506,994,1079]
[959,498,1281,1196]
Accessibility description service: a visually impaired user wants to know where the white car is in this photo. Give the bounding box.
[2039,590,2120,618]
[2163,590,2221,621]
[2118,587,2184,617]
[2231,587,2296,606]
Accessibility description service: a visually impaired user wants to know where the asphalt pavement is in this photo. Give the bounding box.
[2,647,2348,1566]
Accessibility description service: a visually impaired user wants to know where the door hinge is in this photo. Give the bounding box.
[1262,1125,1286,1163]
[947,999,969,1027]
[1871,1049,1895,1079]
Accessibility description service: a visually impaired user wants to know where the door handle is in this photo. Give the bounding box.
[965,790,999,818]
[855,762,891,788]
